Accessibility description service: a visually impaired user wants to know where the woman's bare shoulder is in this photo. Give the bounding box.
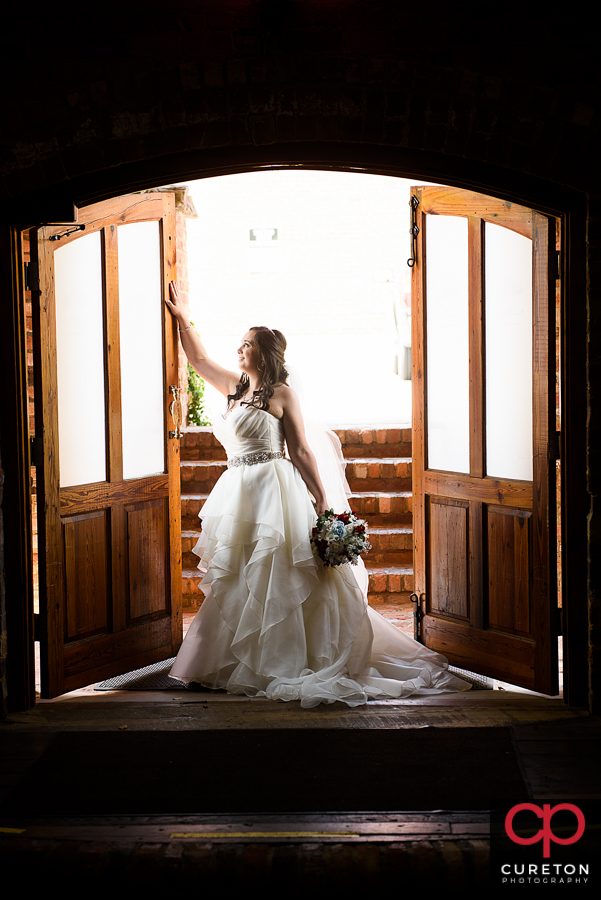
[272,383,299,406]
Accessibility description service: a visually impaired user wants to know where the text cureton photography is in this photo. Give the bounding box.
[491,800,600,888]
[500,863,589,885]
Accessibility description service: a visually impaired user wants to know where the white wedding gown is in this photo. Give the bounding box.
[169,404,471,707]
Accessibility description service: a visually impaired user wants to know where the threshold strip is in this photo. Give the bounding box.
[0,815,490,843]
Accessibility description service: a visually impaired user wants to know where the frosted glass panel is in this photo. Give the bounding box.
[55,231,107,487]
[485,223,533,481]
[426,216,470,473]
[118,222,165,479]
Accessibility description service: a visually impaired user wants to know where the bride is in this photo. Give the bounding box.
[166,282,471,707]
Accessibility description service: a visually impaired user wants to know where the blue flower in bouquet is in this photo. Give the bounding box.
[328,520,347,540]
[311,509,372,567]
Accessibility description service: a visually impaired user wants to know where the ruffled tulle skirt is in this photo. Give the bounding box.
[169,457,471,707]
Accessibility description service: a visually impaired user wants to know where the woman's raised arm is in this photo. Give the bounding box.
[165,281,239,398]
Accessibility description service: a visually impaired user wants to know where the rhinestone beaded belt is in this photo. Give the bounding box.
[227,450,285,468]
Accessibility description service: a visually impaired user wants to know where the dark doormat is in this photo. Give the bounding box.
[1,728,528,815]
[94,658,190,691]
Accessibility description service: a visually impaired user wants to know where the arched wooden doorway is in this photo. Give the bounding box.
[2,145,588,711]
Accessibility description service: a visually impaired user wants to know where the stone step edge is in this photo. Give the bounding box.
[182,565,413,577]
[181,491,412,500]
[180,459,412,467]
[341,457,412,464]
[180,457,412,469]
[350,491,412,499]
[181,525,413,538]
[180,428,411,455]
[181,583,413,607]
[182,424,411,432]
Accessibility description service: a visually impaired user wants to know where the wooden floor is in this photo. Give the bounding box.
[1,690,598,798]
[1,689,599,888]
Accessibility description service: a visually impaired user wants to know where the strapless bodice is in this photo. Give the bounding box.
[212,404,285,460]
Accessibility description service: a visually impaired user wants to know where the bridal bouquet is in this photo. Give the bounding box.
[311,509,371,567]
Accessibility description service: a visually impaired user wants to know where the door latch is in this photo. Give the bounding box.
[169,385,183,439]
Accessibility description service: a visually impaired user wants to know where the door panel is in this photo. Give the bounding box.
[412,186,558,694]
[486,506,531,633]
[125,498,169,621]
[33,192,182,697]
[63,510,111,640]
[428,497,469,620]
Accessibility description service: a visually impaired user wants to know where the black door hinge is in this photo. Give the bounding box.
[24,260,39,293]
[410,592,424,644]
[33,613,46,642]
[554,606,563,637]
[549,431,561,462]
[30,436,43,468]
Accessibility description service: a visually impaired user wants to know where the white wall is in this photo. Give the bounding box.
[179,170,436,424]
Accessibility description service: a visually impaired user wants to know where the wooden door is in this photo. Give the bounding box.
[32,192,182,697]
[411,186,558,694]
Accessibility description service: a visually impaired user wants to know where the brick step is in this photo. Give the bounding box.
[182,530,201,568]
[182,493,413,529]
[182,569,205,606]
[349,492,412,525]
[180,606,416,636]
[369,591,415,608]
[180,428,226,462]
[181,493,210,528]
[181,526,413,569]
[181,458,412,494]
[333,427,412,459]
[180,426,412,462]
[364,525,413,566]
[367,551,413,566]
[367,566,414,598]
[182,570,415,612]
[345,457,411,492]
[181,460,227,492]
[179,425,415,608]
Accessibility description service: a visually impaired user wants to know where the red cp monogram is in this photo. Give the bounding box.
[505,803,586,858]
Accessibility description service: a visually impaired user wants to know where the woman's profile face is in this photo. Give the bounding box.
[237,331,261,373]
